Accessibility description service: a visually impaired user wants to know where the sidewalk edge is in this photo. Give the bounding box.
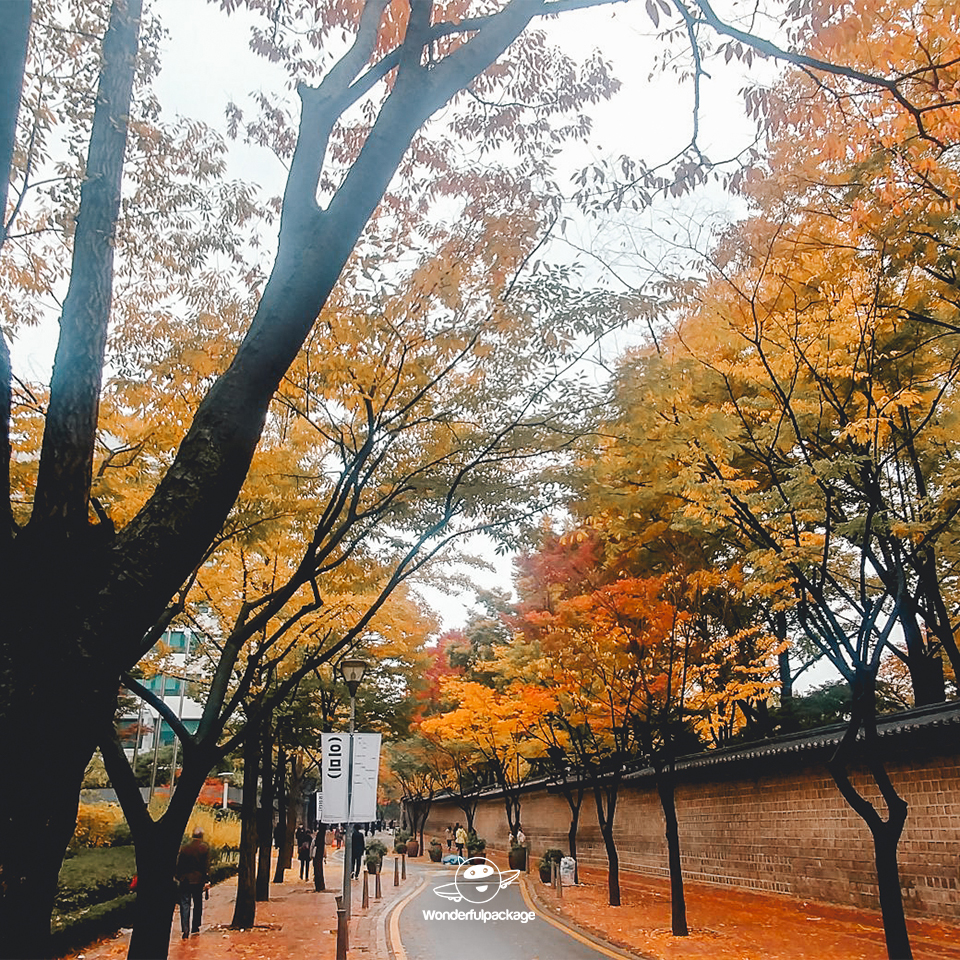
[519,875,656,960]
[382,873,427,960]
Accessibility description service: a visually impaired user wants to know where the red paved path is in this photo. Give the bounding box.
[65,844,960,960]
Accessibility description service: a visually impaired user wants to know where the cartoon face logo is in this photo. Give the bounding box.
[433,857,520,904]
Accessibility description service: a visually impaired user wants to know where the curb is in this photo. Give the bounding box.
[520,875,656,960]
[383,869,430,960]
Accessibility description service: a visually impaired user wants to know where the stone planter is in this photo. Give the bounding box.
[539,863,552,884]
[508,846,526,871]
[405,838,420,857]
[428,845,443,862]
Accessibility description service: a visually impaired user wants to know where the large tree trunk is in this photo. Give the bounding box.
[656,773,688,937]
[0,4,140,954]
[256,720,274,901]
[232,722,260,928]
[594,783,620,907]
[563,787,583,885]
[273,742,290,881]
[127,828,181,960]
[0,1,30,253]
[827,677,912,960]
[0,762,85,959]
[313,824,327,892]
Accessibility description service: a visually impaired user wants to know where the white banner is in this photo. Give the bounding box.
[320,732,381,822]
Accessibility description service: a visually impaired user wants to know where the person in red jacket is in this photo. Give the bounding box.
[175,828,210,939]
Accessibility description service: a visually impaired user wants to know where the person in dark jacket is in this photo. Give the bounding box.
[350,825,366,878]
[175,828,210,939]
[298,832,312,880]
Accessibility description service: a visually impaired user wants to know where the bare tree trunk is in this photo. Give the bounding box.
[127,826,181,960]
[562,787,584,885]
[256,720,274,901]
[827,678,912,960]
[0,1,31,251]
[313,824,327,892]
[593,783,620,907]
[32,0,142,528]
[273,743,289,881]
[656,772,688,936]
[231,722,260,928]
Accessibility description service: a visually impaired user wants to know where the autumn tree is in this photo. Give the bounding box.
[585,5,960,942]
[387,735,448,850]
[0,0,618,937]
[421,676,545,837]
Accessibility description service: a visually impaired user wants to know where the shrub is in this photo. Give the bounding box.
[365,839,387,863]
[49,893,137,957]
[186,805,241,855]
[466,835,486,857]
[71,803,128,849]
[540,848,564,868]
[56,847,136,913]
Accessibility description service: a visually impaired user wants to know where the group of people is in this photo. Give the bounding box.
[439,822,526,860]
[443,822,490,858]
[295,824,327,881]
[172,817,390,940]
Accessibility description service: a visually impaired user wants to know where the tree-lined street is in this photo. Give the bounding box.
[2,1,960,959]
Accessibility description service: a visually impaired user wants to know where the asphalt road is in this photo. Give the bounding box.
[395,861,619,960]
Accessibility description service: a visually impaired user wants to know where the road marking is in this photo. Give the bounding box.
[518,876,642,960]
[386,871,429,960]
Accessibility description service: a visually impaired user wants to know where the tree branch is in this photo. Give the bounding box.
[31,0,143,530]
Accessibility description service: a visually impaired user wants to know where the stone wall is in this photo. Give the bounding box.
[423,716,960,921]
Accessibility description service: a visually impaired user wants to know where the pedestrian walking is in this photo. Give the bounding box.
[351,824,366,878]
[454,823,466,858]
[298,832,312,880]
[175,828,210,940]
[445,825,452,850]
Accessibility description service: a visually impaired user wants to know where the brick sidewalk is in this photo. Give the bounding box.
[65,836,418,960]
[528,863,960,960]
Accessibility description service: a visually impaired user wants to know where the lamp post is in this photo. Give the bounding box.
[339,657,368,924]
[220,772,233,810]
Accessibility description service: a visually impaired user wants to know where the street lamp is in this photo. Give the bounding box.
[338,656,368,924]
[340,657,368,699]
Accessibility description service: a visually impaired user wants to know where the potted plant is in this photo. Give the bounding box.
[539,849,563,884]
[465,833,485,860]
[365,840,387,873]
[394,831,410,855]
[428,838,443,862]
[508,840,527,871]
[405,835,420,857]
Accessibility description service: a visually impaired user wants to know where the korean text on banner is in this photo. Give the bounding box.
[320,732,381,822]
